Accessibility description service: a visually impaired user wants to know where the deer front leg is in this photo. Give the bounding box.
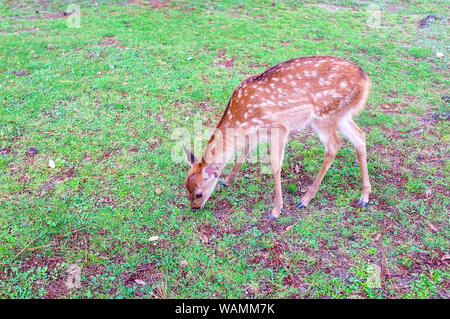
[267,126,289,220]
[224,146,249,186]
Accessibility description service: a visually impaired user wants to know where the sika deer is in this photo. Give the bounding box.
[183,55,371,219]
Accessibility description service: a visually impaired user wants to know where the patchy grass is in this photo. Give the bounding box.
[0,0,449,299]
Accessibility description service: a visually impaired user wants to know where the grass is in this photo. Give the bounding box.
[0,0,449,299]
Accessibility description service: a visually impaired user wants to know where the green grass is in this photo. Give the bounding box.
[0,0,449,299]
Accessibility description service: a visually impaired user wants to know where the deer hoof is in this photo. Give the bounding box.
[358,199,369,208]
[219,179,229,188]
[295,202,306,209]
[267,213,278,220]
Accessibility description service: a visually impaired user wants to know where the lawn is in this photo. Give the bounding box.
[0,0,449,299]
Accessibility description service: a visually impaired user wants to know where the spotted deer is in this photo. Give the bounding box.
[183,55,371,219]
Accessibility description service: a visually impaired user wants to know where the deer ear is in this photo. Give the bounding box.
[202,164,219,180]
[183,145,198,166]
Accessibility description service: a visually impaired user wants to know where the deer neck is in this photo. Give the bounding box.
[201,125,237,171]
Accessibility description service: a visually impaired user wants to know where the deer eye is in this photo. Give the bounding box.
[196,193,202,198]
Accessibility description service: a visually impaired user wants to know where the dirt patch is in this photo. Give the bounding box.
[38,167,76,196]
[96,148,120,163]
[0,254,68,299]
[96,195,119,208]
[197,223,218,244]
[0,147,11,155]
[378,102,401,114]
[386,4,408,13]
[248,62,262,69]
[129,145,139,153]
[216,49,236,69]
[418,14,446,29]
[214,198,233,219]
[304,35,324,42]
[126,0,171,8]
[45,271,68,299]
[122,262,164,295]
[100,35,126,49]
[4,11,73,21]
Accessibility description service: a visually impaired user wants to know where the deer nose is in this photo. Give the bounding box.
[191,207,199,212]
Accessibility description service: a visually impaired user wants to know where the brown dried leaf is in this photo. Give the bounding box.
[428,223,439,232]
[134,279,146,286]
[375,232,382,241]
[149,235,160,241]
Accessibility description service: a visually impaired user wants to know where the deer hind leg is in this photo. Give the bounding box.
[267,126,289,220]
[338,117,371,207]
[296,127,341,209]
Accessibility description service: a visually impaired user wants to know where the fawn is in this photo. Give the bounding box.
[183,55,371,219]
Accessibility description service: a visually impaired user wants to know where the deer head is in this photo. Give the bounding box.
[183,146,220,211]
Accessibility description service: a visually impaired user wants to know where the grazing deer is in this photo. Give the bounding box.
[183,55,371,219]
